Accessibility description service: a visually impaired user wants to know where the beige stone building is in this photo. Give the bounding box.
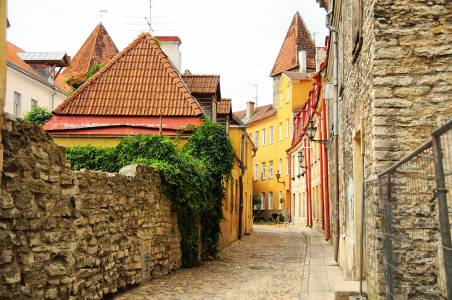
[318,0,452,299]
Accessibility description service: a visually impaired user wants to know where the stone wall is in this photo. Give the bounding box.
[331,0,452,298]
[0,115,181,299]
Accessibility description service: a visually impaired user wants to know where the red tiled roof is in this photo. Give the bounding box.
[217,99,231,115]
[156,36,182,44]
[6,42,40,76]
[234,104,277,125]
[270,12,316,77]
[55,23,119,91]
[53,33,203,117]
[181,72,220,95]
[43,115,202,136]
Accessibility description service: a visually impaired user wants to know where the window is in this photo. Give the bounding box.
[286,118,290,138]
[298,193,302,217]
[255,131,259,147]
[13,92,21,118]
[249,132,253,143]
[279,191,283,210]
[254,164,258,181]
[269,161,274,179]
[262,162,266,180]
[286,85,291,103]
[278,159,283,176]
[31,99,38,107]
[268,192,273,210]
[279,122,283,141]
[262,128,266,145]
[269,126,274,144]
[260,192,265,210]
[286,158,289,175]
[352,0,363,60]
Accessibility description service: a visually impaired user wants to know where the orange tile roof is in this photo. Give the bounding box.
[234,104,277,125]
[270,12,316,77]
[6,42,40,76]
[181,72,220,95]
[53,33,203,117]
[217,99,231,115]
[55,23,119,91]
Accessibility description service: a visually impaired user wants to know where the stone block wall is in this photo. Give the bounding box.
[332,0,452,298]
[0,115,181,299]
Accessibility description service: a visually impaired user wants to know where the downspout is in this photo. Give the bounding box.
[238,128,246,239]
[327,26,340,262]
[307,138,313,227]
[304,138,310,227]
[322,98,331,241]
[319,114,326,231]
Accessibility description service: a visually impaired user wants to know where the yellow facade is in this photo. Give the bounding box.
[247,74,313,220]
[220,126,254,248]
[52,136,190,148]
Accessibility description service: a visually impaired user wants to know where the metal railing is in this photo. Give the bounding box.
[378,119,452,300]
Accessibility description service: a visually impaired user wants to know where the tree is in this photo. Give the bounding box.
[23,105,53,125]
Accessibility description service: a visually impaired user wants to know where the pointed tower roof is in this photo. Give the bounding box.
[53,33,203,117]
[270,12,316,77]
[55,23,119,91]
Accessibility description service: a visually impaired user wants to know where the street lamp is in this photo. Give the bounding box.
[307,119,327,144]
[276,171,285,184]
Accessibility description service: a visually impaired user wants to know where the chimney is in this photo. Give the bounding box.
[316,47,326,71]
[298,50,307,73]
[156,36,182,72]
[246,101,255,120]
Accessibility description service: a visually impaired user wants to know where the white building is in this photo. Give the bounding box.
[5,42,67,118]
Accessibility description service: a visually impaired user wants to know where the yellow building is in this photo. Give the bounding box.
[234,12,317,220]
[235,73,312,219]
[219,106,255,248]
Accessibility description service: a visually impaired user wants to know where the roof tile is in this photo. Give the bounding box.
[181,72,220,95]
[53,33,203,117]
[217,99,231,115]
[270,12,316,77]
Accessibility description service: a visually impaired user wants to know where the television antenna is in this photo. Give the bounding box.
[248,83,259,107]
[98,9,108,23]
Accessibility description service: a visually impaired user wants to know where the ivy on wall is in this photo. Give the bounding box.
[66,118,234,267]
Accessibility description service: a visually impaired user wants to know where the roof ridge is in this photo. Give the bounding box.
[54,33,149,114]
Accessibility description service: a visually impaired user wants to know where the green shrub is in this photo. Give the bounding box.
[23,105,53,125]
[66,145,119,173]
[65,119,234,267]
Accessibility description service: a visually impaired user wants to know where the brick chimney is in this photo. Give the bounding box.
[156,36,182,72]
[246,101,255,120]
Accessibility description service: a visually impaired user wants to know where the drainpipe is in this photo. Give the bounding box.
[304,138,310,227]
[238,128,246,239]
[307,138,313,227]
[322,98,331,241]
[319,114,325,231]
[327,26,340,262]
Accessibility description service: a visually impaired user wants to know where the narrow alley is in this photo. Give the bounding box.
[112,225,359,300]
[113,225,306,299]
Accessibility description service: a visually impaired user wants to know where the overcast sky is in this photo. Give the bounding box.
[7,0,328,111]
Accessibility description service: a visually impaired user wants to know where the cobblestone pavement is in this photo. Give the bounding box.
[113,225,306,300]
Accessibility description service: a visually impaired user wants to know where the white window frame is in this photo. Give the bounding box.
[279,159,283,176]
[286,85,291,103]
[255,131,259,147]
[269,126,274,144]
[269,160,274,179]
[262,128,266,146]
[268,192,273,210]
[260,192,265,210]
[13,91,21,118]
[279,93,283,108]
[279,122,283,141]
[31,98,38,108]
[286,157,289,175]
[262,162,266,180]
[279,191,283,210]
[254,164,258,181]
[286,118,290,138]
[249,132,253,143]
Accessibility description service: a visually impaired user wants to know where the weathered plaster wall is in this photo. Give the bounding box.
[0,115,181,299]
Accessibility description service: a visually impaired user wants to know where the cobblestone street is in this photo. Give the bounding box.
[113,225,306,299]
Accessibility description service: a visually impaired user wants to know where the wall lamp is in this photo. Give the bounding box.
[275,171,285,184]
[307,120,328,144]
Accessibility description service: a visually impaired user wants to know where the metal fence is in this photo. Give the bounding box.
[378,119,452,300]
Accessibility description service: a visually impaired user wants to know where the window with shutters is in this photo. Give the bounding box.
[14,92,21,118]
[269,161,274,179]
[269,126,274,144]
[262,128,266,145]
[268,192,273,210]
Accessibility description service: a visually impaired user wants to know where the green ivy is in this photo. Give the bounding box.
[23,105,53,125]
[66,119,234,267]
